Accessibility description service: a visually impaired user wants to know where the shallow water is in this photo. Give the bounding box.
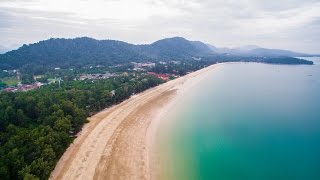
[160,58,320,180]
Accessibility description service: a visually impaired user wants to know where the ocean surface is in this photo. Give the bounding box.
[159,57,320,180]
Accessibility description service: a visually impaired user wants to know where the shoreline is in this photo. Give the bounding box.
[50,63,223,180]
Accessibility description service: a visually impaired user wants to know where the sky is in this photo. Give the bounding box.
[0,0,319,54]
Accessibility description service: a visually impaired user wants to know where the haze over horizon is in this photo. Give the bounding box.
[0,0,319,54]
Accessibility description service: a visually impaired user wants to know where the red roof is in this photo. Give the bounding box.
[148,72,169,80]
[4,88,16,92]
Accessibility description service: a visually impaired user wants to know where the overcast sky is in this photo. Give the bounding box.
[0,0,319,53]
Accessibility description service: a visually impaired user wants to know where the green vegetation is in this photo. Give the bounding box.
[0,71,10,79]
[202,55,314,65]
[0,37,313,74]
[0,74,163,180]
[0,81,7,89]
[0,36,315,180]
[1,77,19,86]
[151,60,211,76]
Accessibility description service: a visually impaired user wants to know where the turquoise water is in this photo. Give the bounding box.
[162,58,320,180]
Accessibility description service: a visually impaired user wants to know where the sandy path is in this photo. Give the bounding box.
[50,64,221,180]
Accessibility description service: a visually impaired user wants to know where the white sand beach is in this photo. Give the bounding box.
[50,63,222,180]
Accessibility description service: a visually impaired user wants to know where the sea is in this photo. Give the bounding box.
[159,57,320,180]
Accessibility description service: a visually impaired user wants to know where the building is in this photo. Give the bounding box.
[19,83,43,92]
[147,72,170,81]
[79,73,115,80]
[3,87,17,92]
[132,62,155,68]
[2,82,43,92]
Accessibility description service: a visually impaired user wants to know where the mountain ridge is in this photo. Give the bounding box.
[0,36,314,72]
[0,37,214,70]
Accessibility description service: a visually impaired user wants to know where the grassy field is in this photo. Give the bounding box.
[1,77,20,86]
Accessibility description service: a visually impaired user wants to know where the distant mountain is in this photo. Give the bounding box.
[0,37,314,72]
[210,45,311,57]
[147,37,214,58]
[247,48,310,57]
[206,44,219,53]
[235,45,261,51]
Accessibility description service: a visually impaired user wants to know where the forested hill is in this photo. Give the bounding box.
[0,37,314,72]
[0,37,214,70]
[0,37,147,70]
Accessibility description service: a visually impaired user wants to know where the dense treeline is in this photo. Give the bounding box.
[149,56,314,77]
[0,81,6,89]
[151,60,212,76]
[0,71,9,78]
[0,74,163,180]
[203,55,314,65]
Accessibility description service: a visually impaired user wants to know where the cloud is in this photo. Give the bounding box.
[0,0,319,53]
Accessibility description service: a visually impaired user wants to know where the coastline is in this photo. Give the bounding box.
[50,63,223,180]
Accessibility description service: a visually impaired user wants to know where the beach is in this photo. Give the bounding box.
[49,63,222,180]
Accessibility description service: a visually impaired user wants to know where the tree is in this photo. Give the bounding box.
[0,81,7,89]
[0,73,166,179]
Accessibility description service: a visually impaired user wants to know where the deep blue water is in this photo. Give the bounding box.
[164,58,320,180]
